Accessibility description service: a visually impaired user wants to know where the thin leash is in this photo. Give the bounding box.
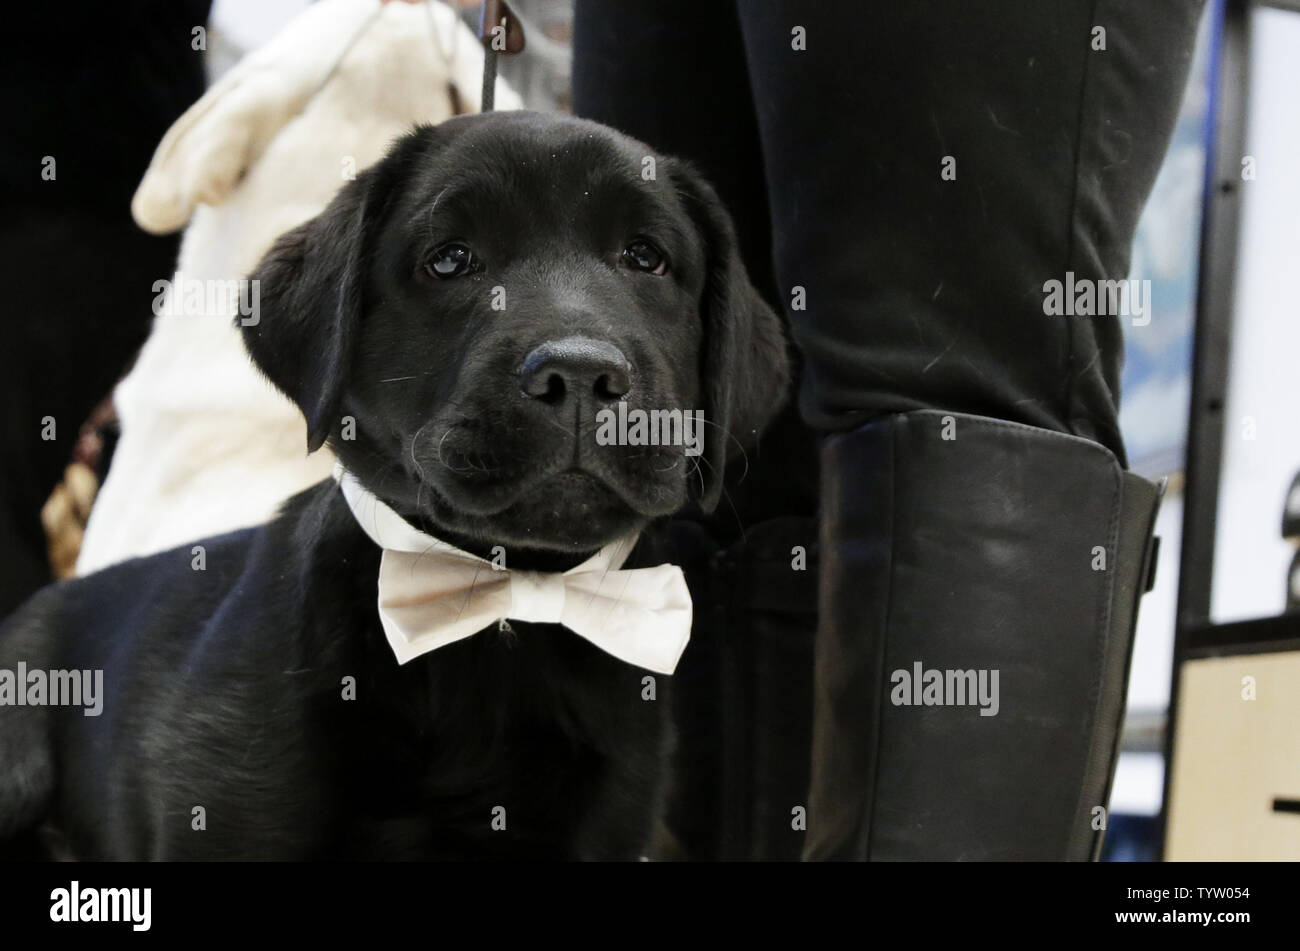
[479,7,499,112]
[476,0,526,113]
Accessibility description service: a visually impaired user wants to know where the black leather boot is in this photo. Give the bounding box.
[804,410,1161,861]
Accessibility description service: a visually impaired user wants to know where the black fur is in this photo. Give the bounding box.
[0,112,788,859]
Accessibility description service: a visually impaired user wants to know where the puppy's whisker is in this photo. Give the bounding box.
[409,422,435,516]
[434,426,466,474]
[691,450,746,544]
[686,454,705,498]
[409,421,431,479]
[697,417,750,484]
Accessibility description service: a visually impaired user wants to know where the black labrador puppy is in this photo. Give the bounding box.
[0,112,788,859]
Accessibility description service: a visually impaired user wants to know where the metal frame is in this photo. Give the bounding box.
[1159,0,1300,858]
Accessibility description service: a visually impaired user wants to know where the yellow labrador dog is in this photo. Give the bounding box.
[77,0,521,574]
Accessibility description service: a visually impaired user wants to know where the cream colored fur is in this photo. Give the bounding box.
[76,0,522,574]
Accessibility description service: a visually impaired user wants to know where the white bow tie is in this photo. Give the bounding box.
[335,468,692,674]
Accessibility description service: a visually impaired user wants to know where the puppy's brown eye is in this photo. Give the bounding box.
[622,238,668,276]
[425,243,475,279]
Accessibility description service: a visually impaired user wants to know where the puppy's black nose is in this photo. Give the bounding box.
[518,337,632,404]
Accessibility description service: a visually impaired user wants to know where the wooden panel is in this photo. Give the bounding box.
[1166,651,1300,860]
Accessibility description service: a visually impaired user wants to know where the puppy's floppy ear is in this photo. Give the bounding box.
[242,158,395,453]
[668,161,791,512]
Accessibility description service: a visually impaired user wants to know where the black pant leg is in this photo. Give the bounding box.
[736,0,1206,459]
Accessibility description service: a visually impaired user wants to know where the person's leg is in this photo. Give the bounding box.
[733,0,1204,858]
[739,0,1202,453]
